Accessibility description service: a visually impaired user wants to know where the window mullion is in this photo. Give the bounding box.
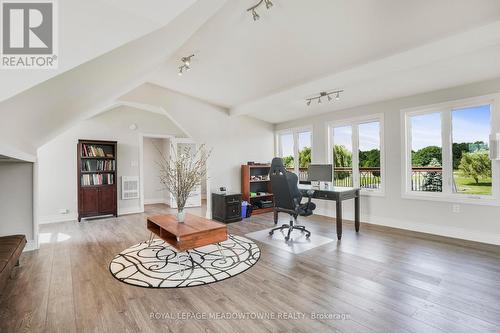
[352,124,360,188]
[441,110,453,195]
[405,115,412,193]
[293,131,299,174]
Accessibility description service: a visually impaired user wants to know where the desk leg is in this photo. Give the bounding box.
[355,196,360,232]
[336,199,342,240]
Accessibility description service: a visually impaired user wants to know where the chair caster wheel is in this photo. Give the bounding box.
[306,234,311,238]
[285,236,290,241]
[269,231,273,236]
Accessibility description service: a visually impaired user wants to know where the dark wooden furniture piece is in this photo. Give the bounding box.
[0,235,26,295]
[77,139,117,222]
[241,164,274,215]
[146,214,228,252]
[212,192,242,223]
[298,183,360,240]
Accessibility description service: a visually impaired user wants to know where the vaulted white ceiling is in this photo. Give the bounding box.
[0,0,227,157]
[2,0,500,158]
[149,0,500,117]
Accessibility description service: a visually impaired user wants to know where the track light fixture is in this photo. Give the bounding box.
[178,54,195,76]
[247,0,273,21]
[305,90,344,106]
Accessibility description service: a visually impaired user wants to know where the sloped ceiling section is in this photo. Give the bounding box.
[0,0,228,157]
[0,0,198,102]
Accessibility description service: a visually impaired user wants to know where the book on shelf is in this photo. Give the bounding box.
[82,159,115,172]
[81,173,114,186]
[81,144,114,158]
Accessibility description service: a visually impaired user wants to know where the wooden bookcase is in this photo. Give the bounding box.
[241,164,274,215]
[77,140,117,221]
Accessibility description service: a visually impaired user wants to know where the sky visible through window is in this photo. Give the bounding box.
[452,105,490,145]
[333,126,352,150]
[298,132,311,150]
[411,105,490,150]
[411,112,442,151]
[359,122,380,151]
[280,133,294,157]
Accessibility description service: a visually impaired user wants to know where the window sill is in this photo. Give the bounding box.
[360,190,385,197]
[401,192,500,206]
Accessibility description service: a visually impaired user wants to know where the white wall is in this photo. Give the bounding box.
[120,83,276,194]
[37,106,186,223]
[276,77,500,245]
[0,162,34,245]
[143,138,168,204]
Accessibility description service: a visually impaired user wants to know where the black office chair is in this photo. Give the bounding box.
[269,157,315,241]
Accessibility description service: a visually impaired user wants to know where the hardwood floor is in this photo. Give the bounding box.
[1,204,500,333]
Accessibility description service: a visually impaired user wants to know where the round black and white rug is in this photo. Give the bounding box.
[109,234,261,288]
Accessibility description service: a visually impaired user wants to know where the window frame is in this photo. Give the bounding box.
[326,113,385,196]
[401,94,499,205]
[276,125,314,174]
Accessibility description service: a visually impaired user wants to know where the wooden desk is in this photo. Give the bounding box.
[298,184,360,240]
[146,214,228,252]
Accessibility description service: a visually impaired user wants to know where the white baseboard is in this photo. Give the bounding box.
[361,214,500,246]
[312,207,500,246]
[39,213,77,224]
[24,239,38,252]
[118,206,144,216]
[144,198,167,205]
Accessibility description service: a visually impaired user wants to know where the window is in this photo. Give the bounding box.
[452,105,492,196]
[409,113,443,192]
[279,132,295,169]
[333,126,353,187]
[403,98,496,202]
[298,131,312,170]
[277,128,312,181]
[359,122,382,190]
[328,115,384,193]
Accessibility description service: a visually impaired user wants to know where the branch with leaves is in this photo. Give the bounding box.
[157,143,211,211]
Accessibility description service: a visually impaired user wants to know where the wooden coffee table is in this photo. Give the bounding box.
[146,213,227,250]
[146,213,228,275]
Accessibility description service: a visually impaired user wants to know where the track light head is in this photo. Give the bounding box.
[181,54,194,66]
[328,95,332,102]
[318,97,322,104]
[265,0,273,9]
[306,99,311,106]
[178,54,194,76]
[252,9,260,21]
[335,92,340,100]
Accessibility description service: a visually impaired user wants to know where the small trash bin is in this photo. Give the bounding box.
[241,201,248,219]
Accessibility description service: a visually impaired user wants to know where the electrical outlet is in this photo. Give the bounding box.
[59,208,69,215]
[452,204,461,213]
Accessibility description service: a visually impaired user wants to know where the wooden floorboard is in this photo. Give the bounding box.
[1,203,500,333]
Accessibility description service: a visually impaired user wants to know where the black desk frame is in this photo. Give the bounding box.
[299,186,360,240]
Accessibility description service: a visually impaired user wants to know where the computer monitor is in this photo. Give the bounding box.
[307,164,333,182]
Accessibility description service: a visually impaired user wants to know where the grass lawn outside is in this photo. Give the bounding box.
[453,171,492,195]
